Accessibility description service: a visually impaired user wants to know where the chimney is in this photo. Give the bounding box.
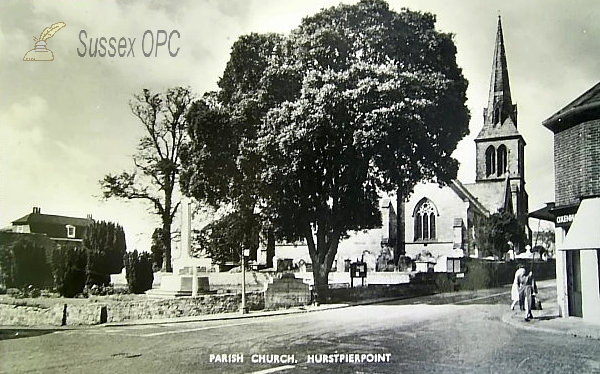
[86,214,93,220]
[32,207,41,214]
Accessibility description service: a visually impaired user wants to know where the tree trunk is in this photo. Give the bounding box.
[266,227,275,269]
[311,262,330,304]
[161,220,172,273]
[305,223,341,305]
[395,186,406,265]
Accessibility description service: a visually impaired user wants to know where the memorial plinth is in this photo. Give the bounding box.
[146,199,212,298]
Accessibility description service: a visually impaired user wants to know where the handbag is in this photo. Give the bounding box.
[532,294,542,310]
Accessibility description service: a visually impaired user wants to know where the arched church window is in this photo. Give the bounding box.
[414,199,437,241]
[497,145,507,176]
[486,146,496,177]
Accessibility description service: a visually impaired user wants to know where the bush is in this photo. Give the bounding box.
[51,245,87,297]
[459,259,492,290]
[0,238,53,290]
[433,273,458,293]
[124,250,154,294]
[83,220,127,287]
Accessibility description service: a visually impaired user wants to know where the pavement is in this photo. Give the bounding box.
[501,279,600,340]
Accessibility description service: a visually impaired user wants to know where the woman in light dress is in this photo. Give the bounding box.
[510,264,525,310]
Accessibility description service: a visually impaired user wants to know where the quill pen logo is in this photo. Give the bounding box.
[24,22,66,61]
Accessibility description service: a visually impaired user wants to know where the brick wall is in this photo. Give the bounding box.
[555,119,600,206]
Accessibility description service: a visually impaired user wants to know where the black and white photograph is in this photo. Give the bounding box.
[1,1,600,373]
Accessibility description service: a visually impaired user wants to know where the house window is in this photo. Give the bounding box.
[486,146,496,177]
[414,199,437,241]
[66,225,76,238]
[497,145,507,176]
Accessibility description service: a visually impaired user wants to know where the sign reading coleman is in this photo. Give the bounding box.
[553,205,579,228]
[556,214,575,226]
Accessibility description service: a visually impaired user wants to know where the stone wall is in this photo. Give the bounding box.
[0,302,65,326]
[264,275,310,309]
[0,292,264,327]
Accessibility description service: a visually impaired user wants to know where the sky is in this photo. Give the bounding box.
[1,0,598,251]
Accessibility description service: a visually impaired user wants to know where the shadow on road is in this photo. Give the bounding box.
[0,328,57,341]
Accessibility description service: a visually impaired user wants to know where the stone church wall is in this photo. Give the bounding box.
[404,182,469,259]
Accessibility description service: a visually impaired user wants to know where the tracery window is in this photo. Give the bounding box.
[414,199,437,241]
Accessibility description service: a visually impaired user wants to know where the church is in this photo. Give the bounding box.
[398,16,530,270]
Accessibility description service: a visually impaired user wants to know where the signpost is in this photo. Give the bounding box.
[241,248,250,314]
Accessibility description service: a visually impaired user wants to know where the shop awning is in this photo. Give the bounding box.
[529,202,555,222]
[559,197,600,250]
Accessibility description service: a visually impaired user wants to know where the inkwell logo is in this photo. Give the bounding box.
[23,22,66,61]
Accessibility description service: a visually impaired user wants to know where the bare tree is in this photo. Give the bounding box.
[101,87,193,272]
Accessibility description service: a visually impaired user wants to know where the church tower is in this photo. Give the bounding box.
[475,16,529,226]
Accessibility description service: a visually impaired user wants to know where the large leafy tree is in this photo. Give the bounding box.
[194,211,260,269]
[182,0,469,302]
[101,87,193,272]
[181,33,283,266]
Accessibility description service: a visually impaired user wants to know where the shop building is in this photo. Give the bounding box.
[542,81,600,323]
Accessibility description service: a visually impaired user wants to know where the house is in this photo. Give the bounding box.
[0,207,94,289]
[541,81,600,324]
[9,207,93,248]
[397,16,530,269]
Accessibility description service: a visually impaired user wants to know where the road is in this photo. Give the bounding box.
[1,284,599,374]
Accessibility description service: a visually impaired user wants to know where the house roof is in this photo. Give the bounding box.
[543,81,600,133]
[12,209,93,240]
[12,213,92,227]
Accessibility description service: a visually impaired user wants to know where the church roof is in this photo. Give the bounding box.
[449,180,489,216]
[543,81,600,133]
[476,16,522,142]
[475,116,521,141]
[462,179,510,214]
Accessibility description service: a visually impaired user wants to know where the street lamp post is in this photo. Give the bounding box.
[241,248,249,314]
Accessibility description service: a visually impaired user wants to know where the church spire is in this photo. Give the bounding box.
[484,16,517,127]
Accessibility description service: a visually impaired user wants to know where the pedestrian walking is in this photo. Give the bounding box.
[518,268,538,321]
[510,264,526,310]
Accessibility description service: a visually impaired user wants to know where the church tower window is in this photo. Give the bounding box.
[486,146,496,177]
[414,199,437,241]
[497,144,507,176]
